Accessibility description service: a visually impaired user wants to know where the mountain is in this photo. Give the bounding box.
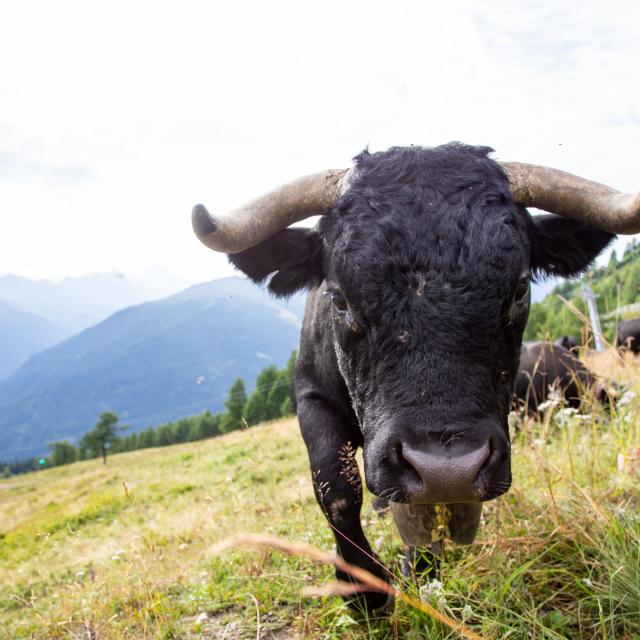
[0,270,192,380]
[0,272,161,335]
[0,277,304,459]
[0,302,67,379]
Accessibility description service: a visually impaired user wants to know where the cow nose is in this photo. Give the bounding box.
[395,440,491,503]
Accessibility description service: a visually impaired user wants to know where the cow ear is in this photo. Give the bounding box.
[228,227,324,297]
[530,214,615,278]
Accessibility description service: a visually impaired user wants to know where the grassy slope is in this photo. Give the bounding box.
[2,355,640,639]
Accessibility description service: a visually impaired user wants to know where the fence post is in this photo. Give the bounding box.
[582,282,604,352]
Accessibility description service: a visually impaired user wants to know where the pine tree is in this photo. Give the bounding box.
[138,428,156,449]
[279,396,294,417]
[244,389,268,425]
[79,412,126,464]
[621,263,640,306]
[199,411,220,438]
[48,441,78,466]
[219,378,247,432]
[172,419,191,443]
[265,372,286,419]
[156,425,175,446]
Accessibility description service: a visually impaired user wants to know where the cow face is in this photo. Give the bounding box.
[230,144,614,505]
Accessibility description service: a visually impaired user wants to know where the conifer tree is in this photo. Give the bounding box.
[48,441,78,466]
[79,411,126,464]
[219,378,247,432]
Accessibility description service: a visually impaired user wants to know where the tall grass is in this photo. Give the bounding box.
[1,351,639,638]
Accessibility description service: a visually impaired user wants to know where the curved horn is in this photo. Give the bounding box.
[192,169,349,254]
[502,162,640,234]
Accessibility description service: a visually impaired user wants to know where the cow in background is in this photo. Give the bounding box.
[617,317,640,354]
[514,342,614,414]
[554,335,579,352]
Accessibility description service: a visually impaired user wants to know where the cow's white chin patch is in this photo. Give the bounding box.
[390,502,482,546]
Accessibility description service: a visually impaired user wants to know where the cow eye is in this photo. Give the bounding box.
[329,290,348,312]
[515,280,529,301]
[514,278,530,303]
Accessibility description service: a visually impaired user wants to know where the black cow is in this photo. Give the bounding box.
[514,342,611,414]
[192,143,635,612]
[554,335,579,352]
[617,317,640,354]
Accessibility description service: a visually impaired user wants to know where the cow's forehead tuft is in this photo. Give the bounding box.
[320,143,531,324]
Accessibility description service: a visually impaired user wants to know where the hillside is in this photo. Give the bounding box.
[0,301,67,380]
[1,360,639,639]
[525,240,640,343]
[0,277,304,459]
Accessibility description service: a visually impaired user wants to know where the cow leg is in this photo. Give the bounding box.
[298,396,392,613]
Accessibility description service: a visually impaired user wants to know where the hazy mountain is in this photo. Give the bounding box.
[0,270,194,380]
[0,302,67,380]
[0,277,304,459]
[0,272,162,335]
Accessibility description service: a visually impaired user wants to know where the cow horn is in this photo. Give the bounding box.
[502,162,640,234]
[192,169,350,254]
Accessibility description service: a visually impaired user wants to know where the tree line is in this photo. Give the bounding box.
[524,240,640,344]
[0,351,297,477]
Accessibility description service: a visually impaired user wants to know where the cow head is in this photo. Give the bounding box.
[193,143,634,505]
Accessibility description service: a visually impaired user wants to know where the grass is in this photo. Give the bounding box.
[1,351,640,639]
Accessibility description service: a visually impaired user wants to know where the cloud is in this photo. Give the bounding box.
[0,0,638,283]
[0,148,95,185]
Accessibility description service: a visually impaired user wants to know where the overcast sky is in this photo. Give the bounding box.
[1,0,639,287]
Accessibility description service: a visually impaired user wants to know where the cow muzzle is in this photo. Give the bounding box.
[367,424,511,504]
[399,440,491,503]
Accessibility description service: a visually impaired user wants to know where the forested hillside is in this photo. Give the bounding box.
[524,240,640,343]
[0,278,303,459]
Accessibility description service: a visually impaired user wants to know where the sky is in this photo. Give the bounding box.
[1,0,639,289]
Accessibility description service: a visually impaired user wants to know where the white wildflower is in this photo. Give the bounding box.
[419,579,443,604]
[554,407,578,427]
[538,386,565,413]
[618,390,636,407]
[533,438,546,447]
[194,612,208,626]
[536,399,556,412]
[582,577,594,589]
[462,604,474,620]
[75,570,85,578]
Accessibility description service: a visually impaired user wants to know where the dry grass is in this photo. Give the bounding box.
[1,352,640,638]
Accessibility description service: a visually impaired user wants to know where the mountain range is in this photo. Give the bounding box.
[0,277,304,459]
[0,271,191,380]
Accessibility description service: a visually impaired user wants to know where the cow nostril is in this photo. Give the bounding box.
[391,441,422,488]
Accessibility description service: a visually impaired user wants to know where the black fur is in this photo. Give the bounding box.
[530,214,614,278]
[229,228,323,297]
[228,143,615,610]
